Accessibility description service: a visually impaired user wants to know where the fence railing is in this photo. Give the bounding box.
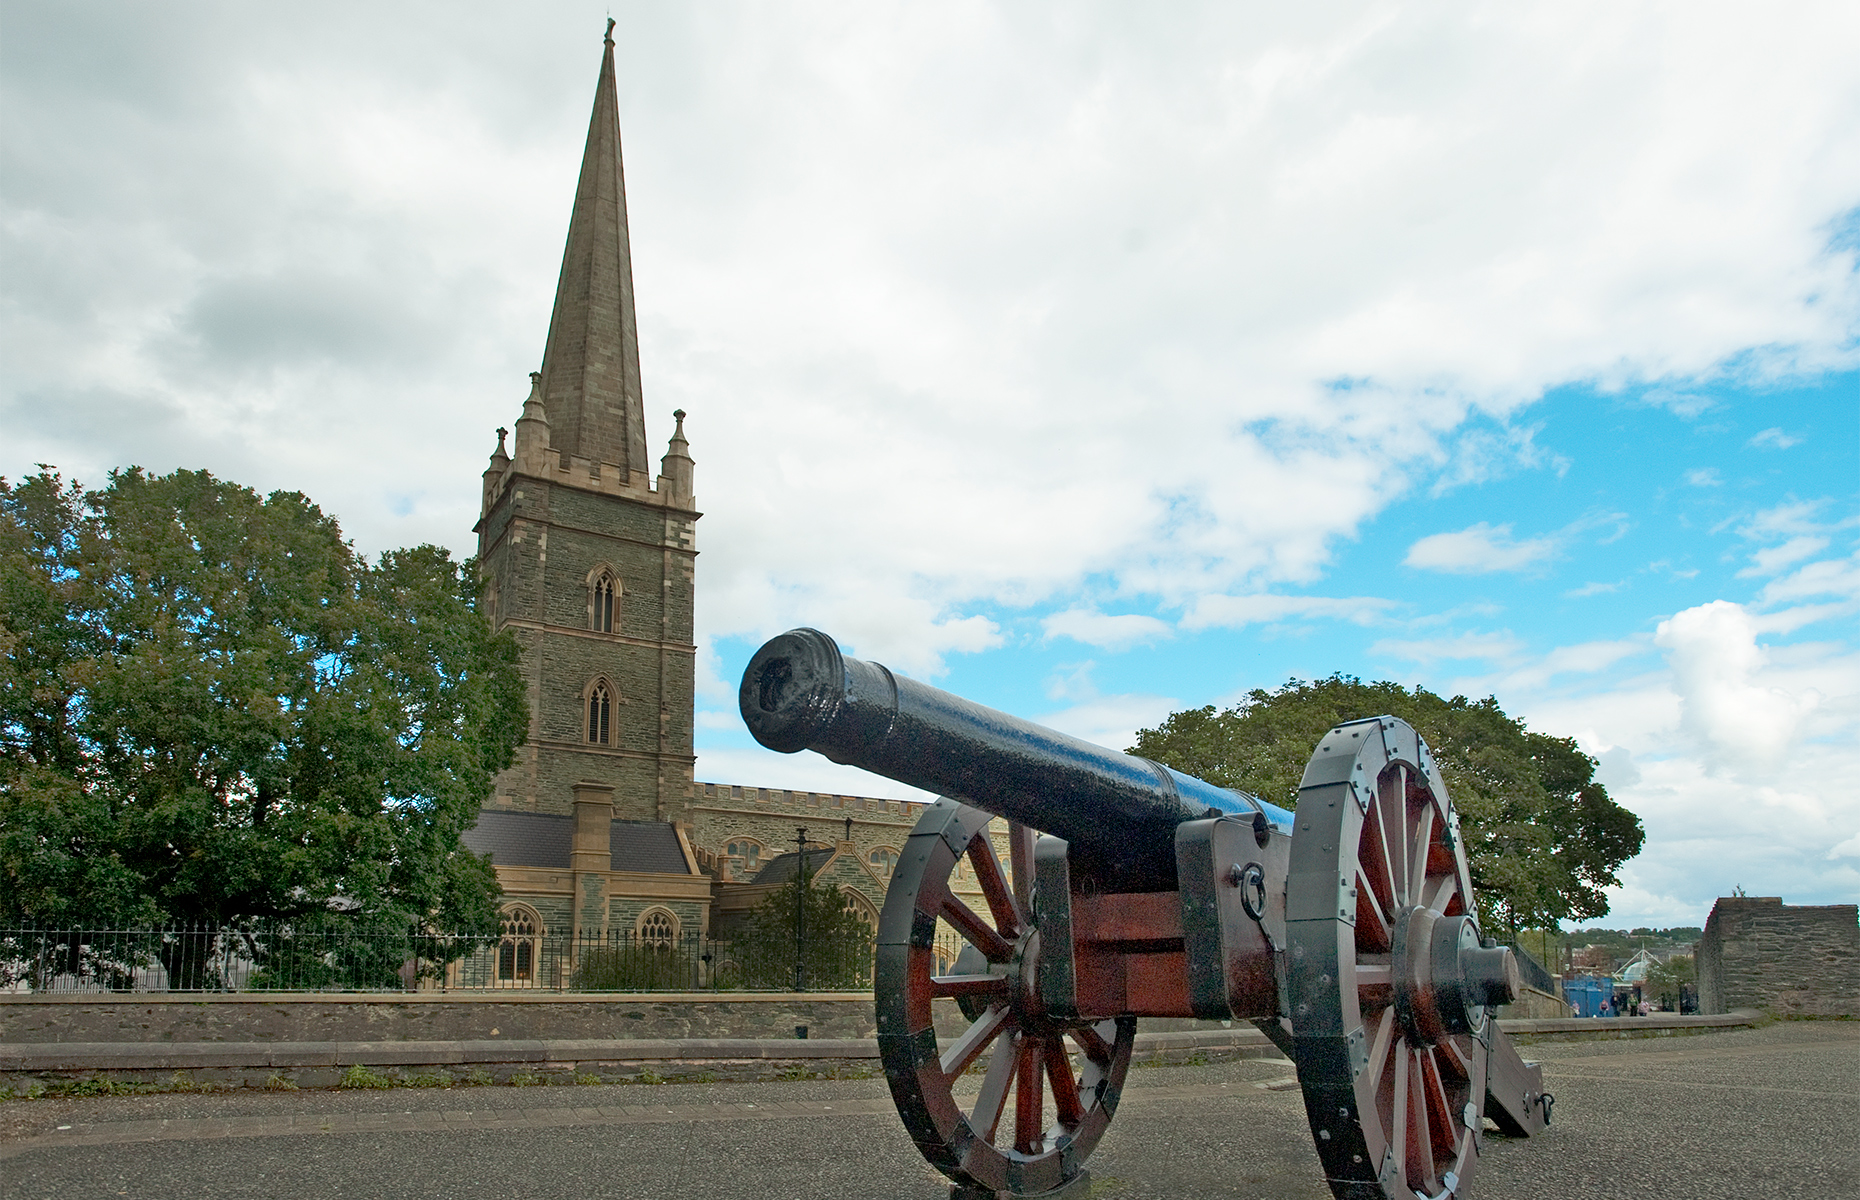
[0,925,968,995]
[1506,941,1562,998]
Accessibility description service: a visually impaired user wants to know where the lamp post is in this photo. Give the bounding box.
[794,826,809,991]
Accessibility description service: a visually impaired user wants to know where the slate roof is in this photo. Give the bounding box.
[750,847,838,886]
[460,810,693,875]
[609,819,692,874]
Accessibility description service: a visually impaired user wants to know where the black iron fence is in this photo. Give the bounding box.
[1506,941,1562,998]
[0,924,968,995]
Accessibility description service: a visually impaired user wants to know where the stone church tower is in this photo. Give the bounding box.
[457,27,982,972]
[466,24,707,947]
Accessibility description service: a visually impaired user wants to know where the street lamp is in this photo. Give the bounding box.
[794,826,809,991]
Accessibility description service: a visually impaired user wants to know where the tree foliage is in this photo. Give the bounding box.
[728,875,875,990]
[1645,953,1696,996]
[0,467,527,941]
[1129,675,1644,936]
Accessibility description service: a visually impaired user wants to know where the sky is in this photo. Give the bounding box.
[3,2,1856,931]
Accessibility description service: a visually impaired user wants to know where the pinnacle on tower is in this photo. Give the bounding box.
[512,369,552,471]
[534,21,650,481]
[480,425,511,517]
[656,408,694,504]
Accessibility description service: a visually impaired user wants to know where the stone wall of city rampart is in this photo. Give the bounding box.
[1697,897,1860,1016]
[0,993,900,1046]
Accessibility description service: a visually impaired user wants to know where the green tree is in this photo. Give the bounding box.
[728,874,875,990]
[1,468,527,983]
[1129,675,1643,937]
[1645,953,1696,1003]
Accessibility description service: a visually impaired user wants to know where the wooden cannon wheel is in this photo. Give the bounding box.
[1284,717,1494,1200]
[875,798,1135,1197]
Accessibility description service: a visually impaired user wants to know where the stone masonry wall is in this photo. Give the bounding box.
[1696,897,1860,1016]
[480,473,696,823]
[0,995,891,1045]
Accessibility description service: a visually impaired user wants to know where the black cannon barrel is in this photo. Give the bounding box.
[740,628,1291,890]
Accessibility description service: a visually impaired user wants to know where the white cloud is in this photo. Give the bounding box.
[1641,389,1716,419]
[1488,639,1647,691]
[1654,600,1820,773]
[1830,832,1860,860]
[6,5,1860,930]
[1034,693,1184,755]
[1181,592,1395,630]
[1748,426,1803,449]
[1368,631,1525,665]
[5,4,1860,674]
[693,745,936,805]
[1565,579,1623,597]
[1758,551,1860,606]
[1683,467,1722,487]
[1403,522,1558,574]
[1742,498,1833,540]
[1738,535,1830,577]
[1042,609,1173,650]
[1045,659,1100,702]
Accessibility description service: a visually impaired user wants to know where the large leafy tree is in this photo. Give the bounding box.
[730,876,876,990]
[0,468,527,946]
[1129,675,1643,937]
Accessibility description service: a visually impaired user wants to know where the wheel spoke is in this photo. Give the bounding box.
[1045,1037,1084,1128]
[940,894,1015,962]
[1363,1006,1397,1090]
[1423,871,1457,917]
[1437,1035,1475,1080]
[1361,796,1399,917]
[1420,1049,1458,1159]
[1377,769,1409,904]
[1405,1048,1436,1192]
[1015,1035,1045,1153]
[1390,1040,1411,1186]
[1354,959,1393,988]
[939,1002,1011,1077]
[1069,1023,1114,1066]
[1407,802,1436,907]
[930,973,1009,1000]
[1355,868,1393,951]
[970,1032,1019,1141]
[966,829,1025,937]
[1008,821,1037,913]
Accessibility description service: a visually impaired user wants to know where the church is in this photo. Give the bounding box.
[459,26,983,983]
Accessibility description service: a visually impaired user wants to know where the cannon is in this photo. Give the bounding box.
[741,628,1552,1200]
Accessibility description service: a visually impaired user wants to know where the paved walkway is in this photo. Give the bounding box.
[2,1021,1854,1199]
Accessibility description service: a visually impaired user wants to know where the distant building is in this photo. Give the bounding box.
[1696,897,1860,1017]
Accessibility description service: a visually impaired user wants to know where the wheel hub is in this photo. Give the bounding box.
[1392,907,1521,1044]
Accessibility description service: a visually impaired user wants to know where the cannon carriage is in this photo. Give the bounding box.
[741,628,1551,1200]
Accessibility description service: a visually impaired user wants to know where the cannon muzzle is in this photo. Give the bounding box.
[741,627,1288,889]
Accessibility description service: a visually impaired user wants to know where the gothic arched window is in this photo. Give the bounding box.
[497,905,542,984]
[590,570,619,633]
[726,838,764,876]
[868,847,900,878]
[586,679,613,745]
[636,908,678,947]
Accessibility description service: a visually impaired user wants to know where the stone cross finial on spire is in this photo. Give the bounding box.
[606,17,616,44]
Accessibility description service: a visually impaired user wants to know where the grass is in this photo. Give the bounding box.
[338,1064,396,1090]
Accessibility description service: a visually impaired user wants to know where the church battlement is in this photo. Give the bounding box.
[692,780,928,822]
[484,450,690,512]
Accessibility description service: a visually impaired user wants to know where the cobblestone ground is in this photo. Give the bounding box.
[1,1021,1853,1200]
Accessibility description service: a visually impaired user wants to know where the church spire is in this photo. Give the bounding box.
[535,20,649,480]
